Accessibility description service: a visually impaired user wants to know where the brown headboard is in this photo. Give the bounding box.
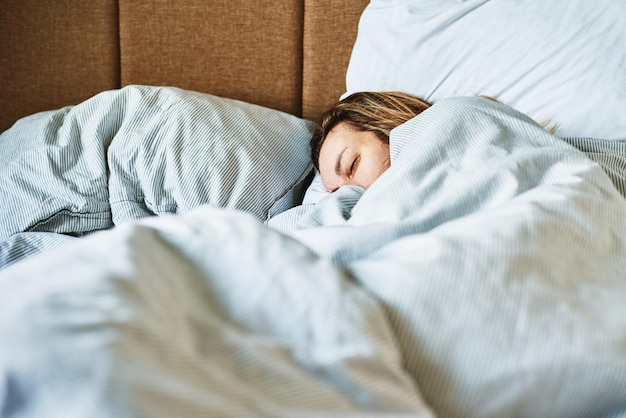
[0,0,368,133]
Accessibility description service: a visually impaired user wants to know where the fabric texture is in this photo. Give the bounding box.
[0,85,315,255]
[1,1,367,134]
[301,0,369,121]
[0,0,119,133]
[0,233,78,268]
[304,136,626,205]
[0,208,435,418]
[563,137,626,195]
[304,0,626,204]
[119,0,305,117]
[1,97,625,418]
[345,0,626,140]
[270,97,626,417]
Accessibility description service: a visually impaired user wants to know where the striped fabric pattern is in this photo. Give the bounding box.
[1,97,625,417]
[0,232,77,267]
[0,207,435,417]
[0,85,315,268]
[269,97,626,417]
[562,136,626,198]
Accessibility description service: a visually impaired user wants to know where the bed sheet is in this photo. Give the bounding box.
[1,97,625,418]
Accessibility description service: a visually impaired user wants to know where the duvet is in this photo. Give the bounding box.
[1,97,626,418]
[0,85,315,268]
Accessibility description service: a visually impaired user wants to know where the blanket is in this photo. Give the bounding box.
[1,97,625,418]
[0,85,314,269]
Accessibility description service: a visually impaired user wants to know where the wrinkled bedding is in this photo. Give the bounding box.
[1,97,626,418]
[0,85,314,269]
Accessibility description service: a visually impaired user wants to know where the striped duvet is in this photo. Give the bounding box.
[0,96,625,418]
[0,85,314,268]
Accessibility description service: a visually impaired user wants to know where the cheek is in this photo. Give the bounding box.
[318,163,342,192]
[358,148,390,187]
[355,159,384,188]
[370,147,391,172]
[320,173,336,192]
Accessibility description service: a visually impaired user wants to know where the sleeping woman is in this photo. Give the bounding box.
[310,91,431,193]
[309,91,624,198]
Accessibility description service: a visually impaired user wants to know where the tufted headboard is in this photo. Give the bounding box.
[0,0,368,133]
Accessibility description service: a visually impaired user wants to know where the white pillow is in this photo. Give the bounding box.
[344,0,626,140]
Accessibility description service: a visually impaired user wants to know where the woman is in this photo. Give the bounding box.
[310,91,431,193]
[310,91,558,194]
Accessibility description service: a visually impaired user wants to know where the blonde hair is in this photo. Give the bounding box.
[310,91,558,169]
[310,91,431,170]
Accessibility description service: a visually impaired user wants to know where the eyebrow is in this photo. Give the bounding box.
[335,147,347,175]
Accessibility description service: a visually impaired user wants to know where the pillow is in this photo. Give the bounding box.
[302,171,330,205]
[344,0,626,140]
[0,85,315,240]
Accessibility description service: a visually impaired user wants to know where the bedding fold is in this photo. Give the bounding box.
[1,97,625,417]
[0,208,434,418]
[0,85,315,269]
[269,97,626,417]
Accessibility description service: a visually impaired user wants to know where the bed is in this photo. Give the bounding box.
[1,1,626,417]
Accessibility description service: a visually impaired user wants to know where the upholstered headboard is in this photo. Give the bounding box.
[0,0,368,133]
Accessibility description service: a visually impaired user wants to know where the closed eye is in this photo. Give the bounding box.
[349,156,360,177]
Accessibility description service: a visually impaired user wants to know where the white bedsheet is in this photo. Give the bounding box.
[1,97,625,418]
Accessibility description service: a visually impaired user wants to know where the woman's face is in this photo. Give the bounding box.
[318,122,390,192]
